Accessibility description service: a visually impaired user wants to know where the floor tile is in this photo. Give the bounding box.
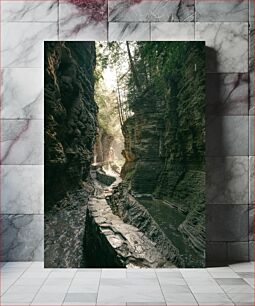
[68,278,99,293]
[97,284,126,304]
[14,277,46,287]
[243,277,255,288]
[237,272,255,278]
[189,284,224,294]
[48,269,76,278]
[160,284,192,294]
[31,292,66,305]
[215,278,248,285]
[101,268,126,278]
[2,286,38,303]
[2,262,32,269]
[180,268,212,278]
[75,270,101,278]
[227,292,254,305]
[126,269,156,279]
[221,284,253,293]
[207,267,240,278]
[64,292,97,303]
[163,293,198,305]
[230,262,254,272]
[193,292,234,305]
[127,303,166,306]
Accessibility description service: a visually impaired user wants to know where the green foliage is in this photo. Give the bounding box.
[126,42,205,163]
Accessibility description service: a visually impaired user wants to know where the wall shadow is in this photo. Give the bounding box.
[205,46,227,267]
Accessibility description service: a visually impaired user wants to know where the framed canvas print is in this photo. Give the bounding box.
[44,41,205,268]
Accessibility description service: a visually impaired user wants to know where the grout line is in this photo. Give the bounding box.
[29,266,53,305]
[95,269,102,305]
[208,265,247,305]
[154,269,168,306]
[1,261,33,296]
[178,272,200,305]
[61,268,77,305]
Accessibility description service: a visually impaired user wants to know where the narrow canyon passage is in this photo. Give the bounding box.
[44,41,205,268]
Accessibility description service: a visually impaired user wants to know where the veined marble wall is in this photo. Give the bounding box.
[0,0,254,264]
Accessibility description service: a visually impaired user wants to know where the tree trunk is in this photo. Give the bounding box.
[126,41,141,91]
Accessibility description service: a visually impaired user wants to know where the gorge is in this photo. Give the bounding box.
[44,41,205,268]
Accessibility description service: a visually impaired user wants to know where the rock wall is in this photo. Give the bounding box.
[44,42,98,210]
[121,93,165,194]
[44,187,93,268]
[120,43,205,266]
[44,42,98,268]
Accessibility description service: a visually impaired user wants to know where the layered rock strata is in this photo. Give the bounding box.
[44,42,98,210]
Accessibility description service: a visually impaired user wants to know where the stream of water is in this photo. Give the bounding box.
[138,199,203,267]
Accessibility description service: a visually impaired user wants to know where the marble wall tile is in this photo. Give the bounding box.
[249,26,254,114]
[249,71,254,115]
[206,205,248,241]
[1,0,58,22]
[206,73,248,116]
[1,165,43,214]
[206,242,227,265]
[249,156,254,205]
[2,22,58,68]
[108,22,150,41]
[227,242,249,262]
[151,22,194,40]
[249,205,254,241]
[0,119,43,165]
[206,116,248,156]
[196,0,248,22]
[108,0,195,22]
[249,241,254,260]
[1,68,43,119]
[249,116,254,155]
[59,2,107,40]
[0,214,43,261]
[206,156,249,204]
[250,0,254,22]
[195,22,248,73]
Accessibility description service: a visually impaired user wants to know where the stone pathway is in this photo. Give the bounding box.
[87,170,174,268]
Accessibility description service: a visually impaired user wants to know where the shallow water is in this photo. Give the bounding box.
[138,199,203,267]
